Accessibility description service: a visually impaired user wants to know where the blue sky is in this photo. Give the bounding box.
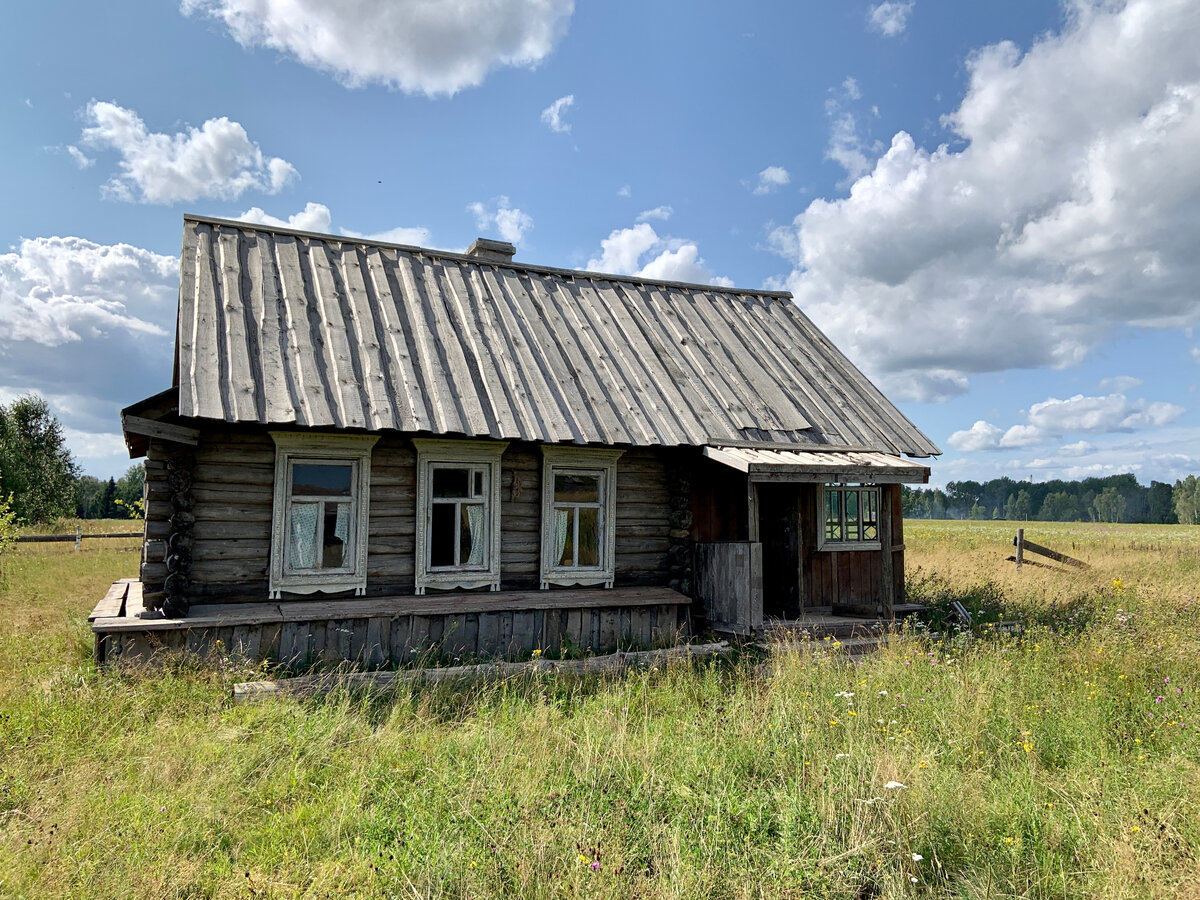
[2,0,1198,487]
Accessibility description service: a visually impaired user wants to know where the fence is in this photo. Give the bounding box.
[17,525,141,551]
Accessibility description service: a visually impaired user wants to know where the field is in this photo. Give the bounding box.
[1,520,1198,898]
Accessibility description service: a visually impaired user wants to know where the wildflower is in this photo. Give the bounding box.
[835,753,850,759]
[834,691,855,699]
[829,719,840,726]
[1131,825,1141,832]
[590,861,601,871]
[1004,837,1014,844]
[912,853,923,862]
[884,781,906,790]
[578,854,589,864]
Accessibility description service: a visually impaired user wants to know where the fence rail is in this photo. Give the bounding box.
[16,526,141,550]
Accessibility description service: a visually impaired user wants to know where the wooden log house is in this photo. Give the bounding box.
[92,215,939,666]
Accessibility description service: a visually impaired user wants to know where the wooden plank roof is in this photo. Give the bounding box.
[173,215,941,457]
[703,446,931,483]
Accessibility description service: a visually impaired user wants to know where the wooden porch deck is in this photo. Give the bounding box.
[90,580,691,668]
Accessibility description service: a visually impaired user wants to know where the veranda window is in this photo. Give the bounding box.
[819,484,882,550]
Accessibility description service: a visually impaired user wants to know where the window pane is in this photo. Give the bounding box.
[863,491,879,541]
[430,503,456,567]
[556,507,575,566]
[824,490,841,542]
[433,468,470,499]
[473,470,484,497]
[289,502,320,569]
[322,502,349,568]
[461,503,486,566]
[845,490,860,542]
[292,463,352,497]
[577,507,599,567]
[555,472,600,503]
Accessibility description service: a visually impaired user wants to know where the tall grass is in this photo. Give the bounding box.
[1,522,1198,897]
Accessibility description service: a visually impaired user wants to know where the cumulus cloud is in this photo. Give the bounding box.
[468,196,533,244]
[752,166,791,196]
[540,94,574,133]
[238,203,434,246]
[771,0,1200,402]
[947,392,1185,452]
[868,1,915,37]
[81,100,296,204]
[586,223,732,287]
[636,206,673,222]
[1099,375,1143,393]
[66,145,94,169]
[181,0,574,97]
[0,236,179,473]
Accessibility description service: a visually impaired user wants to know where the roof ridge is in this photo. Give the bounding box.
[182,213,794,300]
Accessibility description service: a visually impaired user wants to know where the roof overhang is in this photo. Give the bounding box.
[121,388,196,459]
[703,446,930,484]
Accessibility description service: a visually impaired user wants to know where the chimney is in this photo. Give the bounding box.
[466,237,516,264]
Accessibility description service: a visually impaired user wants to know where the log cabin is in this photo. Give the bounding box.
[91,215,939,666]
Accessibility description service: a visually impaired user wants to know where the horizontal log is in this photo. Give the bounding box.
[1012,536,1088,569]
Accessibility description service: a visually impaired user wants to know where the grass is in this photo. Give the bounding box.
[1,521,1199,898]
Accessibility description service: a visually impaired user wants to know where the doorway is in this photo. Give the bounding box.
[758,484,802,619]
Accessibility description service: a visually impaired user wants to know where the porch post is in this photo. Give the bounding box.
[879,484,895,618]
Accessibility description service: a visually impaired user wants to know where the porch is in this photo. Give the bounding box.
[90,580,690,668]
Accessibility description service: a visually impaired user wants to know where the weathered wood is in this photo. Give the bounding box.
[19,532,141,543]
[122,414,200,446]
[1012,535,1089,569]
[90,581,129,621]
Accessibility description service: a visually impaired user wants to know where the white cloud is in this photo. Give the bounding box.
[636,206,673,222]
[0,237,179,474]
[617,184,631,198]
[752,166,791,196]
[825,113,873,181]
[238,202,333,232]
[842,77,862,100]
[868,1,915,37]
[181,0,574,97]
[771,0,1200,402]
[947,392,1186,453]
[81,101,297,204]
[468,196,533,244]
[1099,375,1143,393]
[946,419,1002,452]
[238,203,434,247]
[540,94,574,133]
[586,223,731,287]
[1060,440,1095,456]
[66,145,94,169]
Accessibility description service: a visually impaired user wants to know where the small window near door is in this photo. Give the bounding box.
[818,484,882,551]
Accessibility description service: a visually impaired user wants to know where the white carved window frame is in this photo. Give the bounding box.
[413,438,508,595]
[539,446,624,590]
[817,483,883,551]
[269,432,379,599]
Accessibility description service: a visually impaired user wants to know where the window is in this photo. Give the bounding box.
[269,432,378,598]
[540,446,623,589]
[818,484,882,551]
[414,439,507,594]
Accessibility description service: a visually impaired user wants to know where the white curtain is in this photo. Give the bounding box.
[554,508,570,567]
[334,503,351,566]
[289,502,319,569]
[466,504,485,566]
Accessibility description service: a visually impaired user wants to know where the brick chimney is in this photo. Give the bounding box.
[465,238,516,263]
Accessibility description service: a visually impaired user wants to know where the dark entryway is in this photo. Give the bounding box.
[758,484,801,619]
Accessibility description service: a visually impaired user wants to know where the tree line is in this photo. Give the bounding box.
[0,394,142,524]
[902,473,1197,524]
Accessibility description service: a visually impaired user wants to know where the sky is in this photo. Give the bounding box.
[1,0,1198,489]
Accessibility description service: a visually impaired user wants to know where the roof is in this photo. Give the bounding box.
[703,446,930,483]
[171,215,940,457]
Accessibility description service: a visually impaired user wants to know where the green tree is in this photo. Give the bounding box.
[1175,476,1200,525]
[1147,481,1177,524]
[1093,486,1126,523]
[1038,491,1079,522]
[0,394,79,523]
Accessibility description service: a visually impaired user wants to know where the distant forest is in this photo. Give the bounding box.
[902,474,1200,524]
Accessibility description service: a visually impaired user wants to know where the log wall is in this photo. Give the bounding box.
[143,428,674,603]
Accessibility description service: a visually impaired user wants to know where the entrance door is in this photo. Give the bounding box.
[758,484,801,619]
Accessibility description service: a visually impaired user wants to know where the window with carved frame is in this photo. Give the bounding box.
[539,446,623,589]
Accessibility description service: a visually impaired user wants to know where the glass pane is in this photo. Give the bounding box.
[473,470,484,498]
[322,502,349,568]
[292,463,352,497]
[430,503,456,567]
[824,490,841,542]
[433,468,470,499]
[461,503,486,566]
[845,490,860,542]
[557,507,575,567]
[555,472,600,503]
[863,490,879,541]
[577,507,599,567]
[288,502,320,569]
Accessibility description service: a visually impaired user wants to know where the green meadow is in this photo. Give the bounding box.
[1,520,1198,898]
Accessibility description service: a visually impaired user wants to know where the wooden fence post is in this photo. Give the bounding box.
[74,525,83,553]
[1015,528,1023,569]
